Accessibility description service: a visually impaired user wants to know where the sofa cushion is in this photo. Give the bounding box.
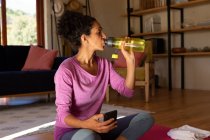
[113,51,145,68]
[4,45,30,71]
[22,46,58,71]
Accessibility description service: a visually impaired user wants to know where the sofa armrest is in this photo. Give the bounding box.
[52,57,67,70]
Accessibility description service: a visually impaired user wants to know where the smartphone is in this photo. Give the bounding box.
[103,110,117,121]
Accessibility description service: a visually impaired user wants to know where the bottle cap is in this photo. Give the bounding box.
[105,37,114,47]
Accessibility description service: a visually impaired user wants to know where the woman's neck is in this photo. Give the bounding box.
[75,49,98,75]
[76,49,95,66]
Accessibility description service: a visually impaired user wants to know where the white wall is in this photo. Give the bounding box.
[79,0,128,59]
[85,0,127,37]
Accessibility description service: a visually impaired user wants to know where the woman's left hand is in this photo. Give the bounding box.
[120,37,135,89]
[120,38,135,67]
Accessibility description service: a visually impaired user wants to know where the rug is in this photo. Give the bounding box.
[0,102,149,140]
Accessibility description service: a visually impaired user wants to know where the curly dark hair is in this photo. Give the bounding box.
[57,11,96,52]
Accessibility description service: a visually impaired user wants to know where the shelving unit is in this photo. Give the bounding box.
[126,0,210,90]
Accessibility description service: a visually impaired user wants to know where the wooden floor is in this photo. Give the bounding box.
[15,87,210,139]
[109,87,210,130]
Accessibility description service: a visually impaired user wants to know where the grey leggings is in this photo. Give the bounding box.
[61,112,154,140]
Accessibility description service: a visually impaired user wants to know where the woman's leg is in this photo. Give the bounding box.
[61,112,154,140]
[61,129,101,140]
[100,112,154,140]
[120,112,154,140]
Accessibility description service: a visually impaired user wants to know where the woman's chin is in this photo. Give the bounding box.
[98,47,105,51]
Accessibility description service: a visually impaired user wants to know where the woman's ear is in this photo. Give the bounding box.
[81,34,88,44]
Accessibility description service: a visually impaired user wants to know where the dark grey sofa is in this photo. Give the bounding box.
[0,45,66,97]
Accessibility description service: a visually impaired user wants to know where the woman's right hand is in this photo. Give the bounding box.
[83,114,117,133]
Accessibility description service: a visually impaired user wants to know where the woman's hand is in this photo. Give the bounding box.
[83,114,117,133]
[120,37,135,89]
[120,37,135,67]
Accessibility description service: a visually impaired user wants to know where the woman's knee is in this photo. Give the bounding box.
[71,129,101,140]
[132,112,154,126]
[119,112,154,139]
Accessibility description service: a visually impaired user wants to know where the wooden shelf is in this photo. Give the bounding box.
[130,25,210,37]
[171,0,210,8]
[172,25,210,33]
[172,52,210,56]
[130,31,167,37]
[153,52,210,57]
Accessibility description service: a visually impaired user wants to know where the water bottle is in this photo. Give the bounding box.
[105,37,145,52]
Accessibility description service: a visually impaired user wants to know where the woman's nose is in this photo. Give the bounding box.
[102,32,106,39]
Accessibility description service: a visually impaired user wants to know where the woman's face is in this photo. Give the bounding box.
[86,21,106,51]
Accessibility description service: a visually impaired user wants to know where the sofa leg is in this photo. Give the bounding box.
[47,93,51,102]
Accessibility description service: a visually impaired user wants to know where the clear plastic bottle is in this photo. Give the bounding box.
[105,37,145,52]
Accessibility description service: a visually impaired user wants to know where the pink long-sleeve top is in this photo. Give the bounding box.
[54,56,134,140]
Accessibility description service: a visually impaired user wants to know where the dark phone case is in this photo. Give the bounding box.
[104,110,117,121]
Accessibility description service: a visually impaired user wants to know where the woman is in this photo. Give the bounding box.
[54,11,154,140]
